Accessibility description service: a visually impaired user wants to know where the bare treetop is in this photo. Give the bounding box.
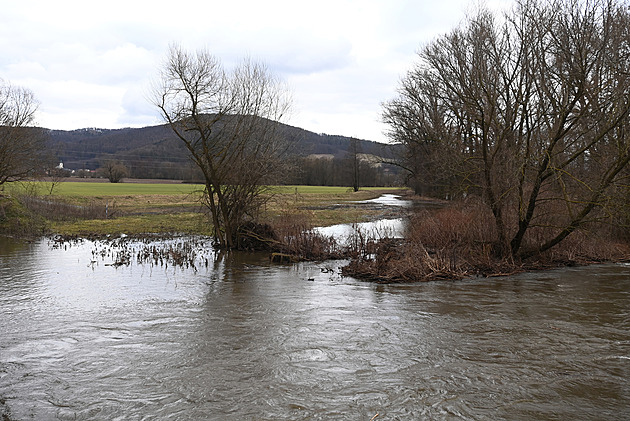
[383,0,630,258]
[153,45,293,249]
[0,79,39,127]
[0,80,47,185]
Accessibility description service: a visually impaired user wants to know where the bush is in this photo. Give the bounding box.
[343,198,630,282]
[0,194,48,237]
[270,210,343,261]
[18,195,115,222]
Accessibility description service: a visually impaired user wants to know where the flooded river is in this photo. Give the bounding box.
[1,233,629,420]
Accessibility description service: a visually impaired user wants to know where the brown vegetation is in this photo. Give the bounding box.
[268,210,343,260]
[19,195,116,221]
[343,199,630,282]
[383,0,630,261]
[0,193,47,237]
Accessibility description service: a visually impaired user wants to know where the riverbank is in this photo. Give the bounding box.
[1,181,408,238]
[342,198,630,282]
[0,193,48,238]
[6,181,628,283]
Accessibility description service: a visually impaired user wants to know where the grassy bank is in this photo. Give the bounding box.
[0,193,47,237]
[3,181,405,237]
[7,180,625,282]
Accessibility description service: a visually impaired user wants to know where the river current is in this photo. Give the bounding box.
[1,232,629,420]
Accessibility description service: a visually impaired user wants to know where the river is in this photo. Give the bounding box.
[1,230,629,419]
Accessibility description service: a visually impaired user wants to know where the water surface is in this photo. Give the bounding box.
[1,237,629,420]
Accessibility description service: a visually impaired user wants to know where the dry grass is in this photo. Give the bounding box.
[343,198,630,282]
[344,200,501,282]
[9,181,403,237]
[268,210,343,260]
[263,188,405,227]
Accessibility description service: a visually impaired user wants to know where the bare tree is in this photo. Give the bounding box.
[345,138,362,192]
[153,45,292,249]
[44,163,66,194]
[383,0,630,259]
[0,79,47,186]
[100,160,129,183]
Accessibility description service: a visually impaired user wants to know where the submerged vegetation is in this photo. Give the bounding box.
[4,0,630,281]
[3,180,630,282]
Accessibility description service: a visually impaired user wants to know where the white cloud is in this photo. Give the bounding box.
[0,0,515,142]
[120,83,161,127]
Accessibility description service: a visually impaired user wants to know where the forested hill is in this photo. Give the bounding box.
[48,122,399,175]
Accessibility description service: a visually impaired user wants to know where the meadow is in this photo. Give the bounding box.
[10,181,394,197]
[5,181,405,236]
[42,181,205,197]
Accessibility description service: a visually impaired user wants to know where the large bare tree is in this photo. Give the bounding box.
[153,45,292,248]
[383,0,630,259]
[0,79,47,186]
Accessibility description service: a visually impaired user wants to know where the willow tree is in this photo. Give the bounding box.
[0,79,46,186]
[153,46,292,248]
[383,0,630,259]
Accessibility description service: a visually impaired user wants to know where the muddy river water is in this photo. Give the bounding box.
[1,212,629,419]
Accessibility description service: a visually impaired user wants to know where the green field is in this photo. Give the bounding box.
[9,182,396,197]
[5,181,407,236]
[7,181,204,197]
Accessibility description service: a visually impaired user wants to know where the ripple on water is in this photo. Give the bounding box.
[1,239,629,419]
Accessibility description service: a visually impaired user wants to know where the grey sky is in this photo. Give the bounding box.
[1,0,511,142]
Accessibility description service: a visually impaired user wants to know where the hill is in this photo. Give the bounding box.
[49,122,399,177]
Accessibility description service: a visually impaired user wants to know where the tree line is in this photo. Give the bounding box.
[80,152,401,186]
[383,0,630,259]
[4,0,629,258]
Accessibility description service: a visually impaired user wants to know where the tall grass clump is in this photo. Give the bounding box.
[7,182,119,223]
[269,210,343,261]
[342,201,495,282]
[19,195,116,221]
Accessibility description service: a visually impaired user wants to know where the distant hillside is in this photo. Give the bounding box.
[49,122,399,174]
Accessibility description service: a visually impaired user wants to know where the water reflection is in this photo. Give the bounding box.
[0,237,30,255]
[0,237,629,420]
[315,193,411,243]
[314,217,406,243]
[355,193,411,207]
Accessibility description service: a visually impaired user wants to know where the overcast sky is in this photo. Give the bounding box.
[1,0,512,143]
